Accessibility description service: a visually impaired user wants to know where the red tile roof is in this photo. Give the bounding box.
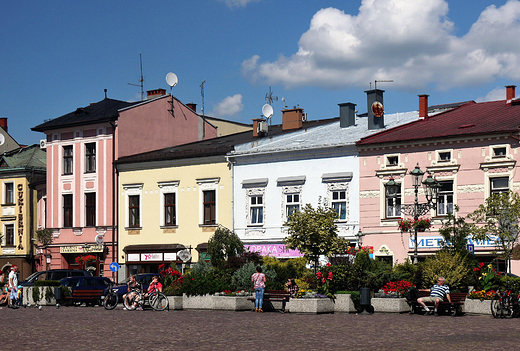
[357,99,520,146]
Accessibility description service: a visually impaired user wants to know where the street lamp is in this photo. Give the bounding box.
[385,163,440,264]
[356,229,364,249]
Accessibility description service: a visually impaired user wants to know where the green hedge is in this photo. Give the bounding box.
[34,280,61,287]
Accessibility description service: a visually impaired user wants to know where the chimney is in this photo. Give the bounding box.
[146,88,167,100]
[506,85,516,102]
[339,103,356,128]
[187,102,197,112]
[365,89,384,130]
[282,107,304,131]
[0,118,6,132]
[418,94,429,119]
[252,118,263,137]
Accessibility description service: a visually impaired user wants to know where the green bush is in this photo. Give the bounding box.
[421,251,472,291]
[181,261,232,296]
[34,280,61,287]
[262,257,306,290]
[231,262,276,291]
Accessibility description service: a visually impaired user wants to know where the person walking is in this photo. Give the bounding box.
[252,266,266,313]
[8,265,19,309]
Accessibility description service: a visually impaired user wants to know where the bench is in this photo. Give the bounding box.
[64,289,105,305]
[247,290,291,311]
[407,289,467,316]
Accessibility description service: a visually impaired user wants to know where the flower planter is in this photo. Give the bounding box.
[286,298,335,314]
[182,294,251,311]
[166,296,183,310]
[463,299,492,315]
[371,298,409,313]
[22,286,58,306]
[334,294,356,313]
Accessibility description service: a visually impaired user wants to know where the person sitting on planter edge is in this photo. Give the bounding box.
[280,278,298,313]
[417,276,451,316]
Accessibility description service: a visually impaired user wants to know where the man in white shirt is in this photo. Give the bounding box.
[8,265,19,309]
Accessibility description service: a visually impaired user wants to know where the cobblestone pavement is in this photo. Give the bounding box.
[2,305,520,351]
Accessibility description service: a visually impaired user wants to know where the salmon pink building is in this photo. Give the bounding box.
[357,86,520,275]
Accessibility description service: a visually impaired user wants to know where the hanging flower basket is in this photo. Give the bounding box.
[397,219,412,232]
[412,218,431,231]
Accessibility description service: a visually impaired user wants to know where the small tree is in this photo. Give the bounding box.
[469,190,520,275]
[283,203,349,270]
[438,205,476,254]
[207,226,245,268]
[36,228,53,247]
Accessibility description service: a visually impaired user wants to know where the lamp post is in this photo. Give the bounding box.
[355,229,364,250]
[385,163,441,264]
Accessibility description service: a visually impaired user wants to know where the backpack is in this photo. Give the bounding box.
[407,287,420,301]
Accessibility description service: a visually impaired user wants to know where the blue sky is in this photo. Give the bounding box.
[2,0,519,145]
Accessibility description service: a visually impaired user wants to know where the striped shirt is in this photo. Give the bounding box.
[430,284,450,299]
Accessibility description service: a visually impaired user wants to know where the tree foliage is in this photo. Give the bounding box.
[438,205,476,254]
[469,190,520,274]
[36,228,53,247]
[207,226,244,268]
[283,203,349,269]
[421,250,473,291]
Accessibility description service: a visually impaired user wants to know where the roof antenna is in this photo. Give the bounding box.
[200,80,206,117]
[128,53,145,101]
[165,72,178,118]
[104,89,107,99]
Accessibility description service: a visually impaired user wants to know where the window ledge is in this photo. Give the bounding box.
[1,203,15,207]
[199,224,218,228]
[125,227,142,231]
[247,224,264,228]
[160,225,178,229]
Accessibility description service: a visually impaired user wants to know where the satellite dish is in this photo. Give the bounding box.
[0,134,5,146]
[262,104,273,118]
[95,234,104,246]
[166,72,178,87]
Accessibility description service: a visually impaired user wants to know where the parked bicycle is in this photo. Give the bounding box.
[103,283,119,310]
[491,283,520,319]
[123,289,169,311]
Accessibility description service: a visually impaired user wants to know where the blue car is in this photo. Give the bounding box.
[112,273,157,301]
[60,276,112,306]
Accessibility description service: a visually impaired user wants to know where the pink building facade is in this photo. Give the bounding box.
[357,86,520,275]
[32,90,219,277]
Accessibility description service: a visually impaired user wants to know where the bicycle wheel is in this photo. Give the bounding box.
[103,292,118,310]
[123,291,142,310]
[149,292,169,311]
[503,295,515,318]
[491,296,501,318]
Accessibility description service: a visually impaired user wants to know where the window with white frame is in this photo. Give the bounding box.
[492,146,507,158]
[285,193,300,217]
[250,195,263,224]
[386,155,399,167]
[242,178,268,227]
[385,182,401,218]
[436,181,454,216]
[158,181,179,227]
[63,145,73,175]
[438,151,451,162]
[4,182,14,205]
[277,176,305,221]
[332,190,347,220]
[4,224,14,246]
[197,178,219,226]
[85,143,96,173]
[490,177,509,195]
[322,172,352,222]
[123,184,143,229]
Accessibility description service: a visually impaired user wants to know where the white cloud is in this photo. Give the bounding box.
[211,94,244,116]
[242,0,520,91]
[219,0,260,9]
[476,87,506,102]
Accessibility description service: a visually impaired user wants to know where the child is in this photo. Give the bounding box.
[16,285,23,307]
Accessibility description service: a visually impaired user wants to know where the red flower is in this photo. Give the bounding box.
[316,272,323,278]
[479,262,485,268]
[473,267,479,272]
[159,263,165,270]
[322,278,326,284]
[326,263,331,267]
[327,272,333,280]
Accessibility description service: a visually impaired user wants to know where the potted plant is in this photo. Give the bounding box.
[398,219,412,232]
[412,218,431,232]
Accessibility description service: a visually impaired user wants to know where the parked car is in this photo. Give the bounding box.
[112,273,157,301]
[20,269,92,287]
[59,276,112,306]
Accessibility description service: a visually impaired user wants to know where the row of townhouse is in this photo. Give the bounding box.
[4,84,520,281]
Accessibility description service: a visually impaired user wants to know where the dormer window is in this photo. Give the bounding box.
[438,151,451,162]
[493,147,507,158]
[386,156,398,166]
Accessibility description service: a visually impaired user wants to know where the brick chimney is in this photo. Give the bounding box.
[506,85,516,102]
[186,102,197,112]
[0,118,6,132]
[418,94,429,120]
[146,89,166,100]
[252,118,263,137]
[282,107,304,131]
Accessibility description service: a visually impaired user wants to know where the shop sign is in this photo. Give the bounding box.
[127,253,140,262]
[60,245,104,253]
[245,244,303,257]
[141,253,163,261]
[17,184,24,250]
[164,253,177,261]
[409,235,498,249]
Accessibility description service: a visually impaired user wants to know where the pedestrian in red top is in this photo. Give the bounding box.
[251,266,266,313]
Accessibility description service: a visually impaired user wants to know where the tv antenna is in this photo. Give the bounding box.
[281,97,287,109]
[128,53,145,101]
[200,80,206,117]
[265,86,278,105]
[166,72,178,117]
[374,80,393,91]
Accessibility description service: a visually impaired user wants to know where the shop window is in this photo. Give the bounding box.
[63,145,73,175]
[63,194,73,228]
[85,143,96,173]
[85,193,96,227]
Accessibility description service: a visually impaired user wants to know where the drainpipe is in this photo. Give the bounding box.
[109,119,117,282]
[225,155,235,232]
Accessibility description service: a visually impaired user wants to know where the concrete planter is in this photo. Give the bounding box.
[286,298,335,314]
[166,296,183,310]
[334,294,356,313]
[182,294,251,311]
[22,286,58,306]
[371,297,409,313]
[464,299,492,315]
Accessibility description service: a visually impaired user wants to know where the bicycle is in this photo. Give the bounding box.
[491,283,520,319]
[103,283,119,310]
[123,289,168,311]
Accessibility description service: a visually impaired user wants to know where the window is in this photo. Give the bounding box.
[5,224,14,246]
[164,193,176,226]
[386,156,398,166]
[250,195,263,224]
[63,145,73,175]
[85,143,96,173]
[203,190,216,224]
[491,177,509,195]
[437,181,454,216]
[63,194,73,227]
[85,193,96,227]
[129,195,140,228]
[493,147,507,158]
[386,185,401,218]
[332,190,347,220]
[438,151,451,162]
[286,193,300,217]
[4,183,14,204]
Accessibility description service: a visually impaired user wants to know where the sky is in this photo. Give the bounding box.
[2,0,520,145]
